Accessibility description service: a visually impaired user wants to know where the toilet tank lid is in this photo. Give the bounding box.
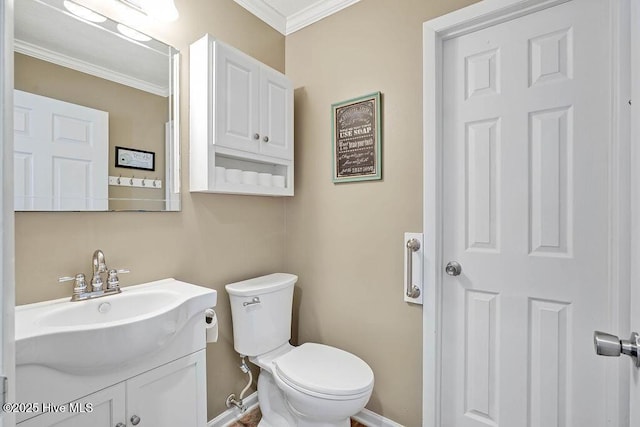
[225,273,298,296]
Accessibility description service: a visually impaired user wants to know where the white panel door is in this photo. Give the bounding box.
[215,42,261,154]
[441,1,612,426]
[13,90,108,211]
[259,67,293,160]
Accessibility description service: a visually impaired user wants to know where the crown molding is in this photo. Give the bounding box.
[14,39,169,97]
[233,0,287,34]
[286,0,361,34]
[234,0,360,35]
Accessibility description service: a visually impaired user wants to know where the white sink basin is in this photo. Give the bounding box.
[16,278,217,375]
[39,290,178,327]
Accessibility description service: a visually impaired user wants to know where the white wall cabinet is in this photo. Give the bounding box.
[258,66,293,159]
[190,34,294,196]
[19,351,206,427]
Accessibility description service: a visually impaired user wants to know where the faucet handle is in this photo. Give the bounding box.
[106,269,130,290]
[59,273,87,296]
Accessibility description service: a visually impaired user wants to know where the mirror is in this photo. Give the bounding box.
[14,0,180,211]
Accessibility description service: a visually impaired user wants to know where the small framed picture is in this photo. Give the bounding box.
[115,146,155,171]
[331,92,382,183]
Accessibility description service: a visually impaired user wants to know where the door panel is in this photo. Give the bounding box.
[215,43,260,153]
[126,350,206,427]
[259,67,293,159]
[441,1,611,426]
[13,90,108,211]
[19,383,125,427]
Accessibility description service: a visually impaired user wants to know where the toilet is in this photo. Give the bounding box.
[226,273,374,427]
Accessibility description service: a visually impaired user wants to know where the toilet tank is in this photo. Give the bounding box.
[225,273,297,356]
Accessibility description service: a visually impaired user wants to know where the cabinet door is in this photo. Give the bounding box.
[126,350,206,427]
[215,42,261,154]
[259,68,293,160]
[19,383,125,427]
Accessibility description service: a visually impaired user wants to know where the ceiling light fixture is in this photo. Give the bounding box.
[116,23,152,42]
[63,0,107,23]
[118,0,179,22]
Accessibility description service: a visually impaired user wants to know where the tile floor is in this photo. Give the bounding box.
[227,407,369,427]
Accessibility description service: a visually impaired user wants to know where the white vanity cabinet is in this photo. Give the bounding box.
[126,350,206,426]
[190,34,294,196]
[19,351,206,427]
[19,383,125,427]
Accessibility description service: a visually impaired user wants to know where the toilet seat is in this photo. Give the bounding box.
[273,343,374,399]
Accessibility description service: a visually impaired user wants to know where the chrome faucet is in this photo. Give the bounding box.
[59,249,129,302]
[91,249,108,291]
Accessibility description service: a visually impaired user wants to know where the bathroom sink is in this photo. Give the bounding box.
[16,278,216,375]
[38,290,178,327]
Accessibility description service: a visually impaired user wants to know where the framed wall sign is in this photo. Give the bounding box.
[115,146,155,171]
[331,92,382,183]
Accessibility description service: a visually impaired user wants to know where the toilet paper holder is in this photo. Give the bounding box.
[205,308,216,324]
[204,308,218,343]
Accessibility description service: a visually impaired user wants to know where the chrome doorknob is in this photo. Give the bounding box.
[445,261,462,276]
[594,331,640,367]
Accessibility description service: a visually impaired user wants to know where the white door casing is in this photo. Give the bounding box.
[13,90,108,211]
[0,0,15,426]
[629,1,640,425]
[423,0,630,426]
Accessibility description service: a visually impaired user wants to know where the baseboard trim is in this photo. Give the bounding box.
[352,408,405,427]
[208,392,260,427]
[208,393,404,427]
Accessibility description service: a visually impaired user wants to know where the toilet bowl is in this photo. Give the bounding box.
[226,274,374,427]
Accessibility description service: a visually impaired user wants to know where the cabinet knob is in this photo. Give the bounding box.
[130,415,141,425]
[263,136,269,143]
[253,133,260,140]
[115,423,125,427]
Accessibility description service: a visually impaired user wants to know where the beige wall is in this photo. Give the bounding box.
[15,0,285,419]
[15,53,167,211]
[285,0,476,425]
[13,0,490,424]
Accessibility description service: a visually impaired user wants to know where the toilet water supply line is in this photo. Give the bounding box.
[225,355,253,413]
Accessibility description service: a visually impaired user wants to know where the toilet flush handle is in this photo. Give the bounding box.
[243,297,261,307]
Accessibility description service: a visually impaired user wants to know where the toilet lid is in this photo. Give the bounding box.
[274,343,374,397]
